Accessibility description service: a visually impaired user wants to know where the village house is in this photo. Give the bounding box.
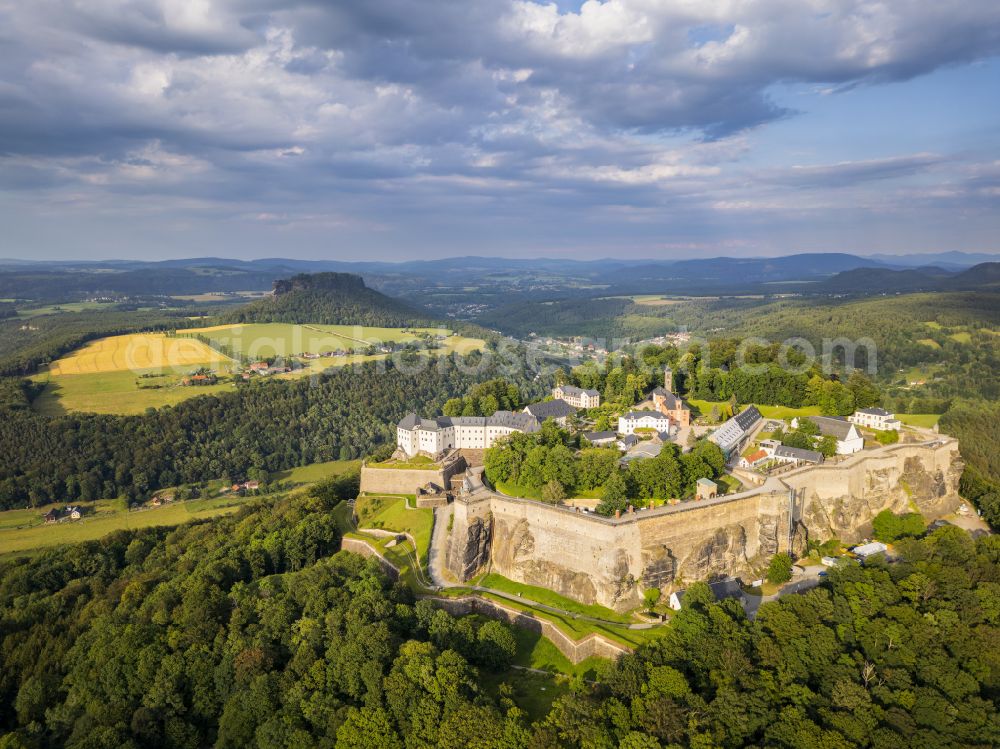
[582,430,617,447]
[739,449,770,469]
[552,384,600,409]
[618,410,672,436]
[66,506,82,520]
[44,508,58,523]
[792,416,864,454]
[771,445,824,466]
[849,407,902,431]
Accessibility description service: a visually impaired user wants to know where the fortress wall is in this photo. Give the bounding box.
[446,438,963,612]
[787,438,962,543]
[484,488,789,611]
[429,596,632,664]
[359,456,466,495]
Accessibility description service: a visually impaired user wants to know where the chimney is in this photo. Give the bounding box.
[615,509,621,519]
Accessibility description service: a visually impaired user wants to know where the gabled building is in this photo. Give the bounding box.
[552,384,600,409]
[772,445,824,465]
[708,406,763,459]
[523,398,577,425]
[793,416,864,455]
[397,410,541,457]
[582,430,617,447]
[849,407,901,431]
[618,410,672,436]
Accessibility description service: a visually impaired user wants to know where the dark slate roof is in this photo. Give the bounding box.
[774,445,824,463]
[733,405,763,432]
[622,410,667,420]
[399,411,540,432]
[858,407,892,417]
[583,431,616,442]
[489,410,541,431]
[559,384,600,397]
[524,399,576,420]
[808,415,855,440]
[651,387,687,410]
[619,434,640,447]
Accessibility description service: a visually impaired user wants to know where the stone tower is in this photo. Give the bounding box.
[664,366,673,393]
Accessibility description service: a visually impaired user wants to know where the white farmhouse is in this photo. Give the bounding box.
[793,416,864,455]
[618,410,672,436]
[849,407,902,431]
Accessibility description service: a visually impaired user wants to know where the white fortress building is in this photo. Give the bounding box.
[849,407,901,431]
[397,411,541,458]
[618,410,672,436]
[552,384,600,409]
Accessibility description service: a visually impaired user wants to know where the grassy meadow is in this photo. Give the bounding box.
[31,367,238,415]
[48,333,231,375]
[178,322,483,358]
[0,496,245,558]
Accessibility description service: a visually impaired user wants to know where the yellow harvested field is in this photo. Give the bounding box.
[49,334,232,375]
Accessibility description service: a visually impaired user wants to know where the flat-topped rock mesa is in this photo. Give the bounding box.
[445,437,963,611]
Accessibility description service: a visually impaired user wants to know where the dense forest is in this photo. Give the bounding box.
[1,492,998,748]
[483,421,727,512]
[219,273,426,328]
[0,355,544,509]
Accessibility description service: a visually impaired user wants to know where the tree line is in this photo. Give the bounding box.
[1,491,997,748]
[0,356,541,510]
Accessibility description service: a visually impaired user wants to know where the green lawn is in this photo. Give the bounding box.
[178,322,483,357]
[354,495,434,562]
[0,496,244,557]
[949,331,972,344]
[495,480,543,500]
[689,399,822,421]
[31,367,237,416]
[716,474,744,494]
[898,413,942,428]
[367,455,438,470]
[479,573,633,623]
[16,301,119,319]
[274,459,360,485]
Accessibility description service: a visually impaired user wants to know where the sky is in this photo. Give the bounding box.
[1,0,999,261]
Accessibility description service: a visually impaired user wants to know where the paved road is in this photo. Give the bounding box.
[743,565,826,618]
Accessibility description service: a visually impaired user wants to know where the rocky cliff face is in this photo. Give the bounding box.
[446,440,963,611]
[446,514,492,580]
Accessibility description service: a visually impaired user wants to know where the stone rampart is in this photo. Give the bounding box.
[359,452,466,495]
[446,438,963,611]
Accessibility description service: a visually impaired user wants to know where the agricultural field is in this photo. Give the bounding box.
[0,495,244,558]
[170,290,270,302]
[178,322,483,358]
[48,333,231,375]
[15,301,120,319]
[31,367,237,415]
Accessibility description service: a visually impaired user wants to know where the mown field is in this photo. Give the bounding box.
[0,496,244,557]
[48,333,231,375]
[28,325,485,415]
[178,322,483,357]
[31,367,237,415]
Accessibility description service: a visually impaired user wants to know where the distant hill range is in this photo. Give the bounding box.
[1,252,997,304]
[815,262,1000,294]
[219,272,426,327]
